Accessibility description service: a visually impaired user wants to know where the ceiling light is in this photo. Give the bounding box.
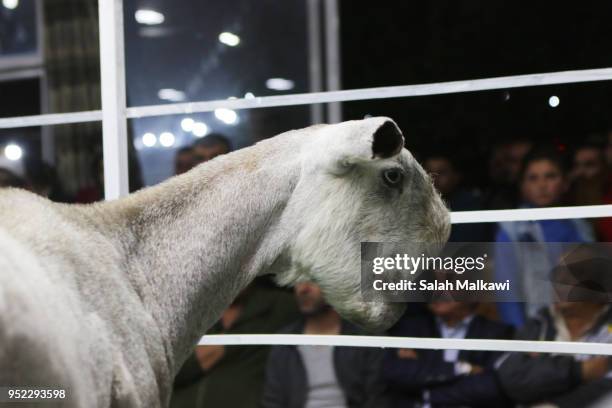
[4,144,22,161]
[219,32,240,47]
[135,9,165,25]
[265,78,295,91]
[214,108,238,125]
[192,122,209,137]
[159,132,176,147]
[548,95,560,108]
[142,133,157,147]
[181,118,195,132]
[2,0,18,10]
[158,88,186,102]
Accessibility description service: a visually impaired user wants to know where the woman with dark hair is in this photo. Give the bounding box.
[494,147,594,327]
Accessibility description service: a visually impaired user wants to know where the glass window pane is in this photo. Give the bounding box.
[0,0,38,57]
[129,105,310,186]
[0,1,101,117]
[0,123,101,201]
[123,0,309,107]
[0,120,142,202]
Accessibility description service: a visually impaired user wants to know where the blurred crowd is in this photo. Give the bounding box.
[2,129,612,408]
[0,132,232,202]
[171,276,611,408]
[423,134,612,243]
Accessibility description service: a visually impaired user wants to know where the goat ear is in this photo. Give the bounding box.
[372,120,404,159]
[320,118,405,174]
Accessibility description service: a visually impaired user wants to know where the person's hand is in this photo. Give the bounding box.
[220,304,242,330]
[455,361,483,375]
[582,357,610,382]
[469,364,484,375]
[397,348,418,359]
[195,345,225,371]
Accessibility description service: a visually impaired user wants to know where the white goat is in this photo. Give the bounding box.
[0,117,449,407]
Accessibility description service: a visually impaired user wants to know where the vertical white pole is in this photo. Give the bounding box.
[39,72,55,165]
[307,0,324,124]
[324,0,342,123]
[36,0,54,165]
[99,0,129,200]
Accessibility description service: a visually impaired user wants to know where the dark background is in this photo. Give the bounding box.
[340,1,612,187]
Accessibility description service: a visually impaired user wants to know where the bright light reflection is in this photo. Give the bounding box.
[142,133,157,147]
[159,132,176,147]
[548,95,560,108]
[181,118,195,132]
[135,9,165,25]
[158,88,186,102]
[265,78,295,91]
[4,144,22,161]
[214,108,238,125]
[192,122,209,137]
[219,32,240,47]
[2,0,19,10]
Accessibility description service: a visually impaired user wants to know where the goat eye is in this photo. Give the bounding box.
[382,169,403,187]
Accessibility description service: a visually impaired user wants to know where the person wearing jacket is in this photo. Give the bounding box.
[261,282,387,408]
[495,147,594,327]
[496,259,612,408]
[382,302,514,408]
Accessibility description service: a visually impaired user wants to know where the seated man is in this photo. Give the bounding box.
[383,301,514,407]
[496,252,612,408]
[262,282,387,408]
[423,153,489,242]
[192,133,232,165]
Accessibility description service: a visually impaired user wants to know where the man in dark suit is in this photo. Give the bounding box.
[262,282,387,408]
[383,302,513,407]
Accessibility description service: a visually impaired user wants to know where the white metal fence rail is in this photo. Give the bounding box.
[5,67,612,128]
[199,334,612,356]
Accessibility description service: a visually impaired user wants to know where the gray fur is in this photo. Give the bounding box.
[0,117,449,407]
